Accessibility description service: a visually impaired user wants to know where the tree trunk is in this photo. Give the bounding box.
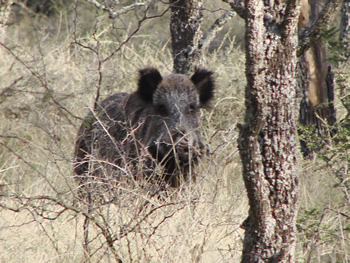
[340,0,350,58]
[238,0,300,261]
[298,0,336,157]
[340,0,350,42]
[170,0,203,74]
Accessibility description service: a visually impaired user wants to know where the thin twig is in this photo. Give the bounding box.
[0,76,24,96]
[0,42,83,123]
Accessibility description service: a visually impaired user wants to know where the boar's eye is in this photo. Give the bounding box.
[189,103,197,113]
[156,104,168,116]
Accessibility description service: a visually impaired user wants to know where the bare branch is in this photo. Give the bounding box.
[197,10,236,53]
[0,76,24,97]
[298,0,342,57]
[0,42,82,123]
[92,3,171,63]
[185,10,236,67]
[85,0,147,18]
[222,0,246,19]
[0,142,57,192]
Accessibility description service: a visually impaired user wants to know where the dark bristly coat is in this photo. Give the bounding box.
[74,67,215,189]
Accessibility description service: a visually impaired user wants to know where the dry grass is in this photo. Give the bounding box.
[0,2,349,262]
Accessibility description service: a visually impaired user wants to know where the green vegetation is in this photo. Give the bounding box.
[0,1,349,262]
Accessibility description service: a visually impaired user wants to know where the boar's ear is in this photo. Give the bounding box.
[191,68,215,106]
[137,67,163,103]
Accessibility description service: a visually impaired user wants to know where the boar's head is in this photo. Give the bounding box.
[136,68,215,185]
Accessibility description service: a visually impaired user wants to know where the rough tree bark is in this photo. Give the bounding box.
[170,0,203,73]
[340,0,350,58]
[237,0,301,261]
[170,1,236,74]
[340,0,350,42]
[224,0,341,261]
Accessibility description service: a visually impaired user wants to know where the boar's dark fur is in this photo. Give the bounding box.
[74,67,215,189]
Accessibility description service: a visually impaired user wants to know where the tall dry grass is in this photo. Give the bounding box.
[0,1,349,262]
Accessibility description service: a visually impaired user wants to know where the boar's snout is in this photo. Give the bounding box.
[174,142,203,165]
[147,127,205,166]
[173,130,205,161]
[158,129,205,166]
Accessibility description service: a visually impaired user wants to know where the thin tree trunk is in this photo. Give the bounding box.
[170,0,203,74]
[238,0,300,261]
[340,0,350,42]
[340,0,350,58]
[298,0,336,156]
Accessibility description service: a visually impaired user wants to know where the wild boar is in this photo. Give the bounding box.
[74,67,214,190]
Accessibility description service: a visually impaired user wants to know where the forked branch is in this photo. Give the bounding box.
[186,10,236,66]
